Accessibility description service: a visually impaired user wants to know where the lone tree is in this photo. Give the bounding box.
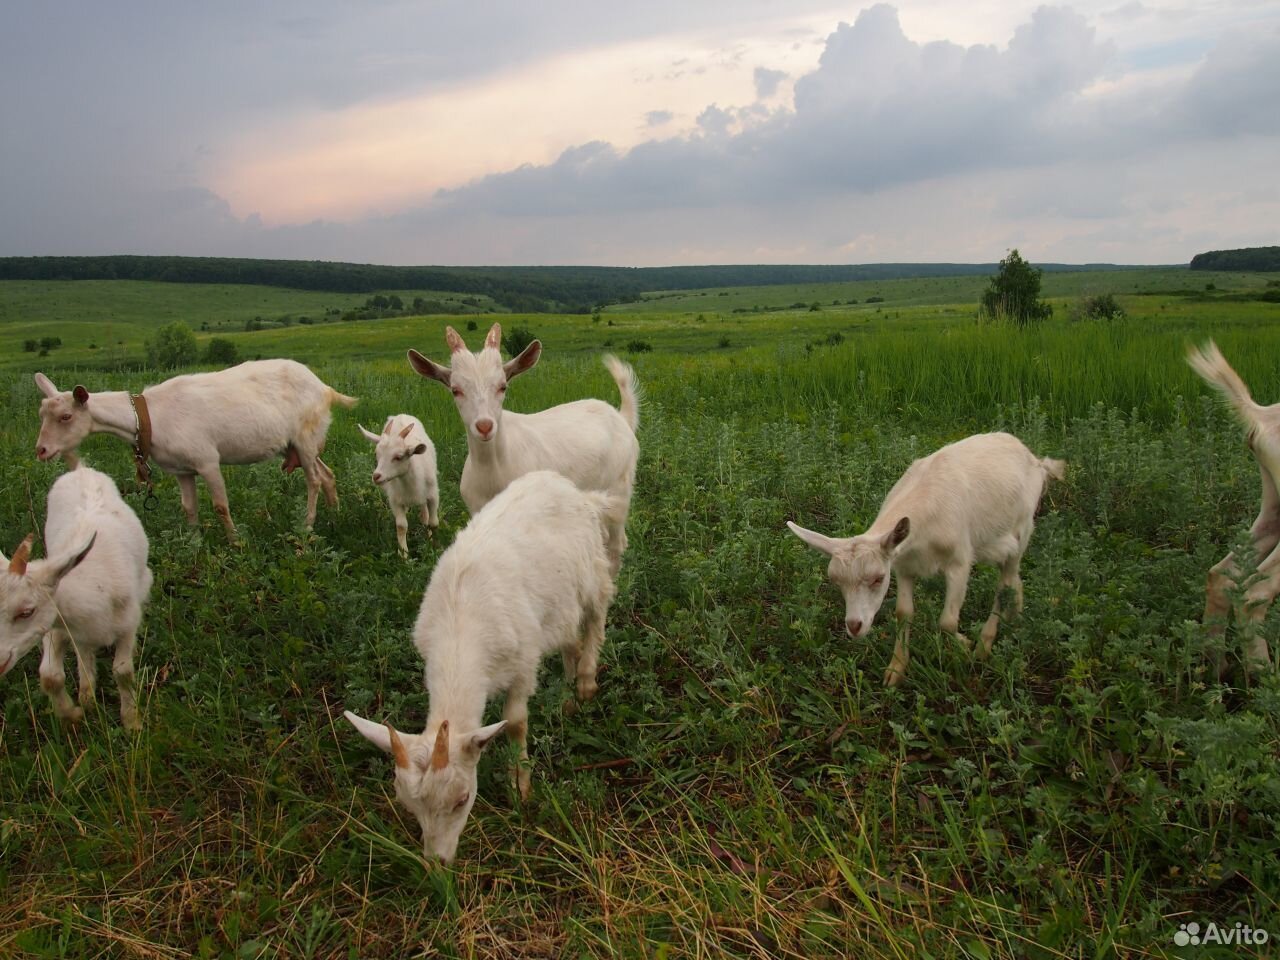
[980,249,1052,326]
[146,322,198,368]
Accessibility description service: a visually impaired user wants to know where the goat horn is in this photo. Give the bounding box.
[399,423,414,439]
[387,724,409,769]
[8,534,34,575]
[431,720,450,770]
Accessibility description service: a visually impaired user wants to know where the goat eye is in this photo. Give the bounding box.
[451,388,464,398]
[15,608,34,620]
[59,414,72,422]
[453,793,469,811]
[497,384,507,394]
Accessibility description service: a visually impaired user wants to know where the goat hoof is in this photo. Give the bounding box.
[562,697,580,718]
[883,663,906,687]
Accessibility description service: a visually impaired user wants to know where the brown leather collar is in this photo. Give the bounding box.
[130,393,153,486]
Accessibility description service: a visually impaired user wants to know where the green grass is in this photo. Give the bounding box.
[611,268,1274,315]
[0,281,501,370]
[2,270,1279,957]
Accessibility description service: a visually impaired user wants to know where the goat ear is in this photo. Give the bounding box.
[39,532,95,586]
[72,385,90,406]
[410,443,428,456]
[407,349,451,387]
[464,720,508,759]
[503,340,542,380]
[484,323,502,351]
[34,372,59,398]
[881,517,910,552]
[344,710,397,755]
[444,326,468,354]
[357,424,382,444]
[6,534,34,575]
[786,521,841,556]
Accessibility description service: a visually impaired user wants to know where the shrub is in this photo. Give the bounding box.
[145,322,198,369]
[466,320,478,332]
[1074,293,1127,322]
[718,336,732,349]
[865,296,885,304]
[502,326,538,356]
[205,338,239,366]
[626,340,653,353]
[22,339,37,352]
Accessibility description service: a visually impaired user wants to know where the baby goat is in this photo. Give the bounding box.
[407,323,638,574]
[345,470,620,862]
[35,360,357,537]
[788,432,1064,686]
[0,466,152,729]
[1188,340,1280,672]
[358,415,440,557]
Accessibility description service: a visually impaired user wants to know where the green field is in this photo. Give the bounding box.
[2,269,1279,958]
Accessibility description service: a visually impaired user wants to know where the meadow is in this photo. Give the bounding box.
[1,269,1279,958]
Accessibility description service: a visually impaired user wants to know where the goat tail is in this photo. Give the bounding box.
[327,387,359,409]
[1041,457,1067,483]
[586,488,629,535]
[1187,340,1261,434]
[603,354,640,433]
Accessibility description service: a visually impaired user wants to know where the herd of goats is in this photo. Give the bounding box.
[1,323,1275,861]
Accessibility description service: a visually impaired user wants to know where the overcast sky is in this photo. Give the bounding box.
[2,1,1277,266]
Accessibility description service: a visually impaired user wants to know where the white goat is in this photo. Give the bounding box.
[358,414,440,557]
[788,432,1065,686]
[34,360,358,538]
[407,323,638,573]
[345,470,620,863]
[1187,340,1280,672]
[0,466,152,729]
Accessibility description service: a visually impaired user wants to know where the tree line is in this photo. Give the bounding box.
[1189,246,1280,272]
[0,255,1151,313]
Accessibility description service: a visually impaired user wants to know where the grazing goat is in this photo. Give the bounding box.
[345,470,620,862]
[0,466,152,729]
[358,414,440,557]
[35,361,357,537]
[1187,340,1280,672]
[788,432,1065,686]
[407,323,638,574]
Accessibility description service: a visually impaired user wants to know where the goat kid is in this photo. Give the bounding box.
[345,470,620,862]
[34,361,357,537]
[1187,340,1280,673]
[406,323,638,574]
[788,432,1065,686]
[0,466,152,729]
[358,414,440,557]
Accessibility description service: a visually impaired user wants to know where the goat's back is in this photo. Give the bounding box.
[878,432,1054,559]
[416,471,612,665]
[146,359,335,461]
[45,467,151,599]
